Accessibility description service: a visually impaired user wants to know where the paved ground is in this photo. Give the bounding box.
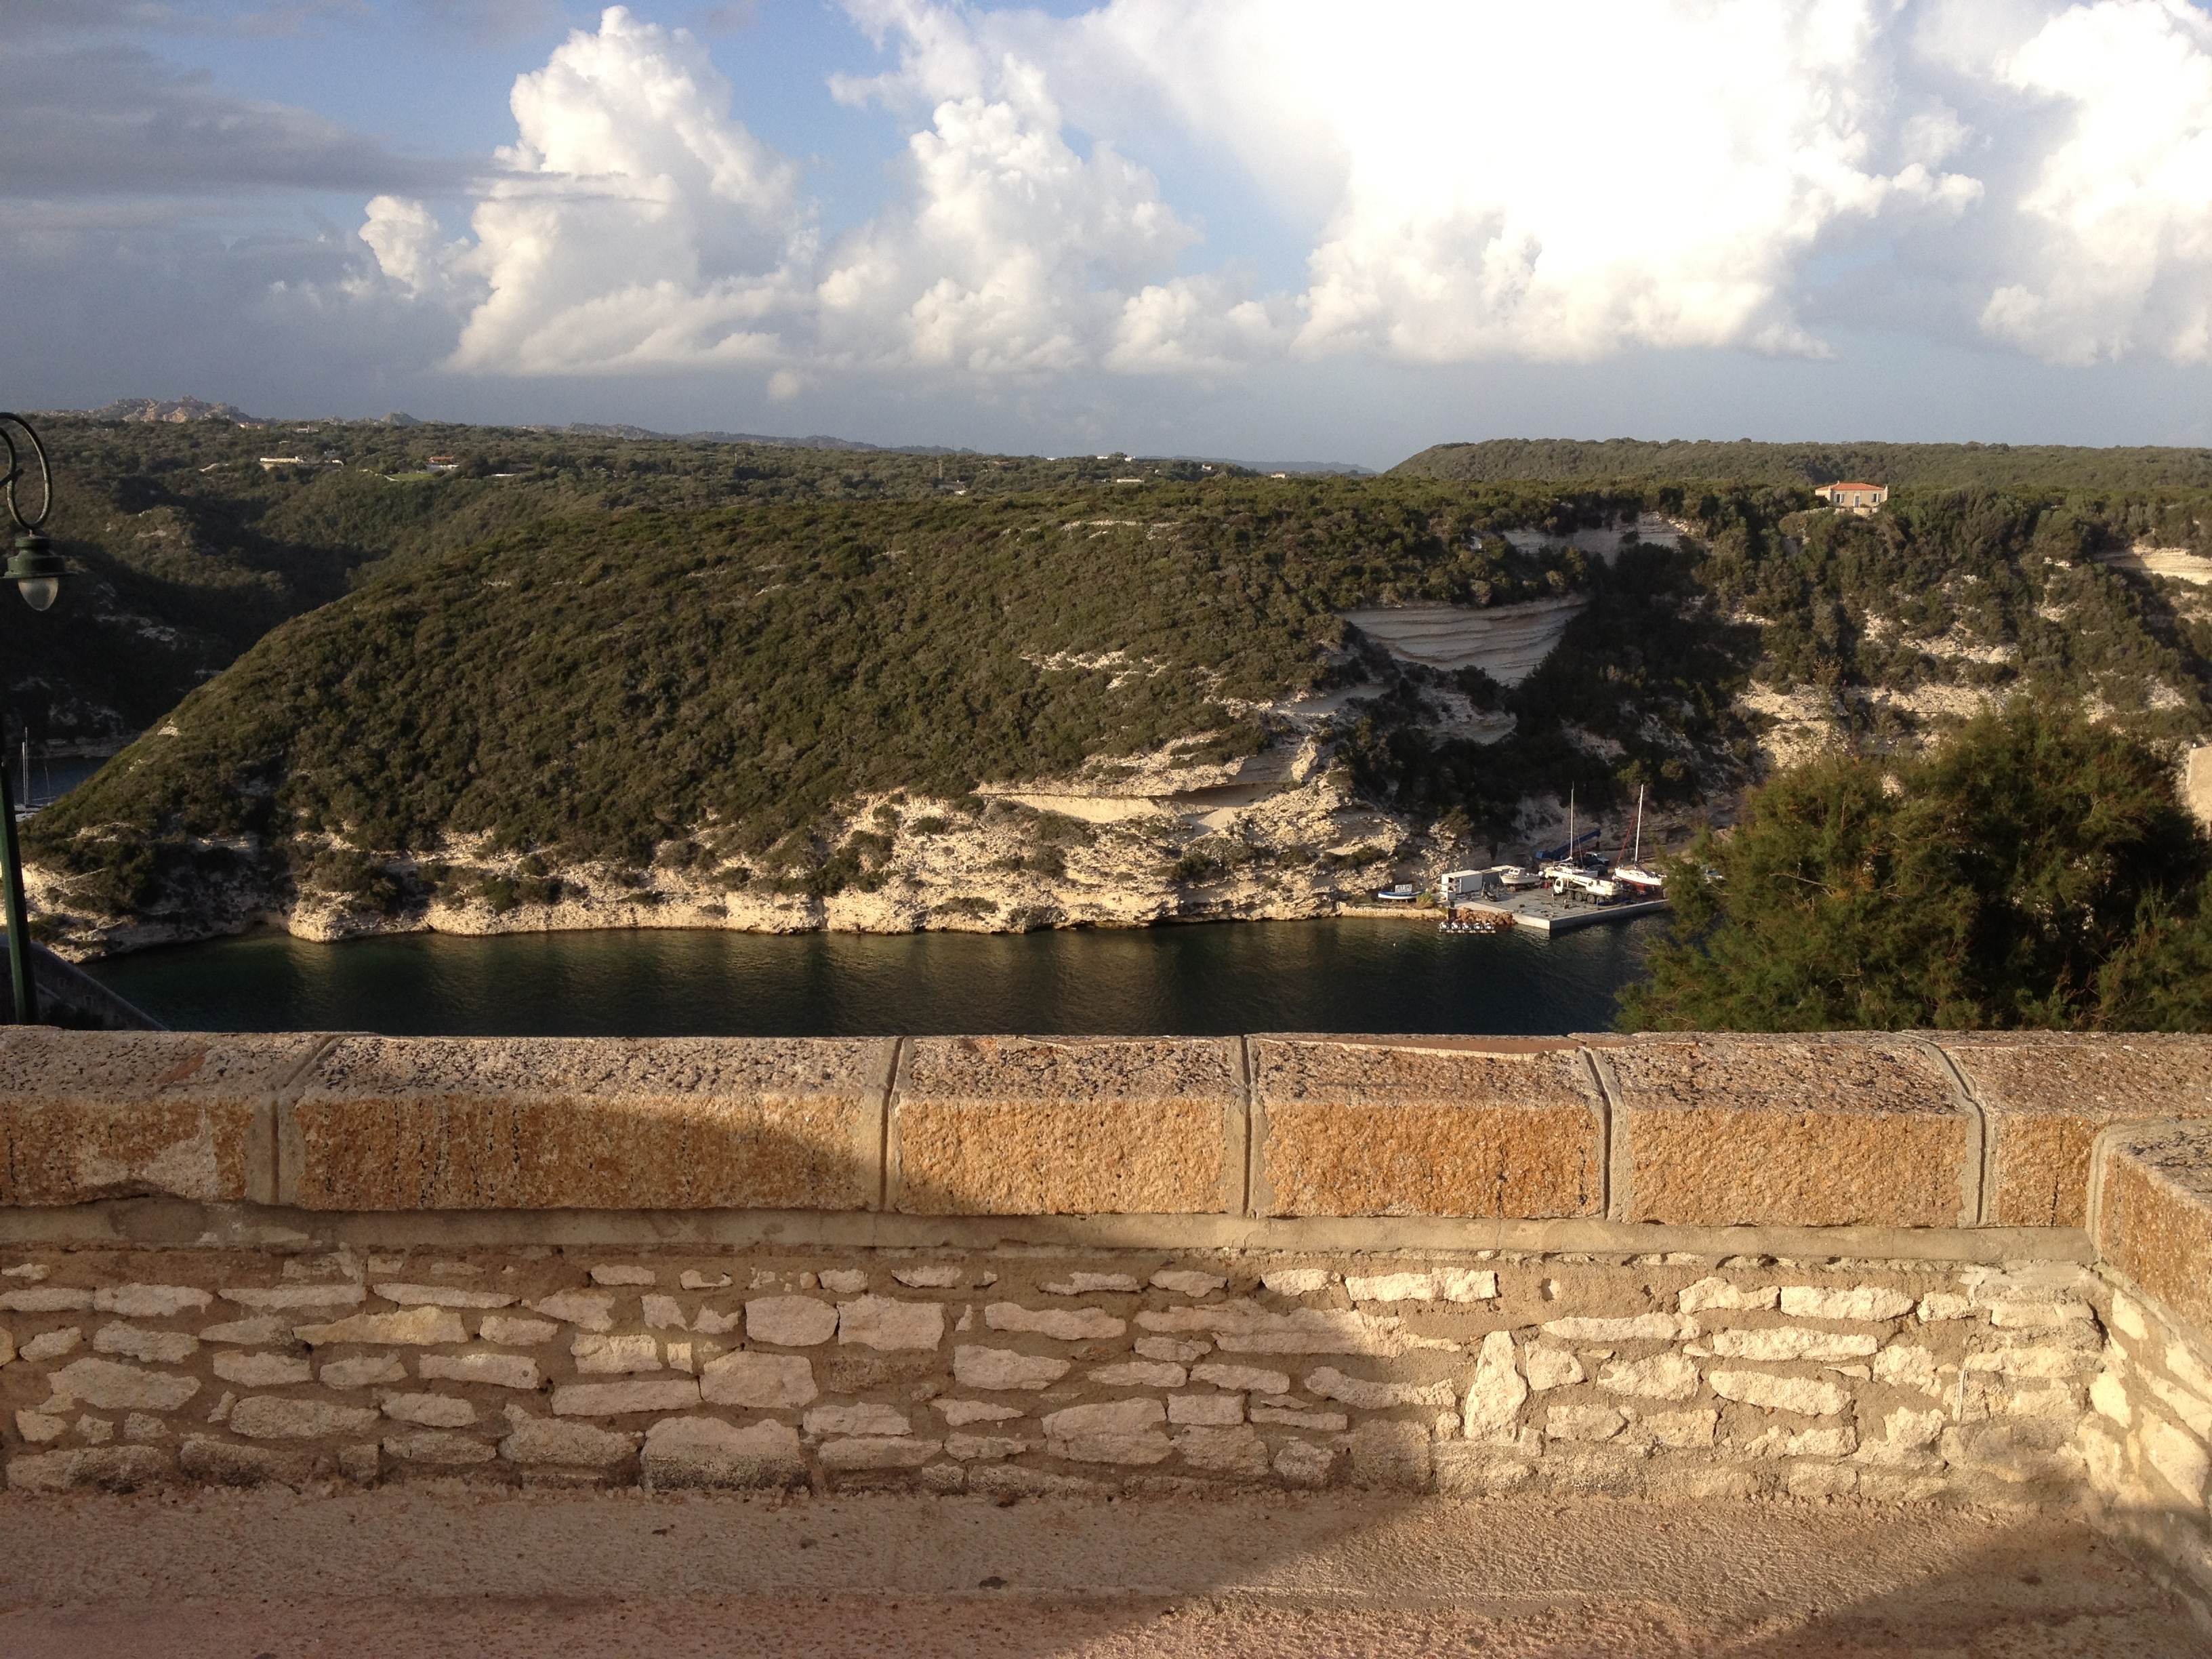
[0,1488,2203,1656]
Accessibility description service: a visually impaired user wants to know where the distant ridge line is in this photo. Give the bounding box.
[560,422,978,455]
[1393,436,2212,491]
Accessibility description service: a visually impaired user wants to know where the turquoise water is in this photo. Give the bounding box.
[82,917,1664,1038]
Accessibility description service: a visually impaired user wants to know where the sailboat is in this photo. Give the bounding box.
[1614,785,1666,894]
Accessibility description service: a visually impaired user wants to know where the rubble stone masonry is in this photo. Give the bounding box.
[0,1027,2207,1610]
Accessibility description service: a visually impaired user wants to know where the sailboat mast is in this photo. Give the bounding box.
[1633,785,1645,865]
[1568,787,1574,858]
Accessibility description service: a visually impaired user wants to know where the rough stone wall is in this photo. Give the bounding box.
[2080,1121,2212,1607]
[2081,1280,2212,1609]
[0,1243,2105,1503]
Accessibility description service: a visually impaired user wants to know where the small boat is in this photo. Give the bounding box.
[1613,785,1665,894]
[1372,884,1418,903]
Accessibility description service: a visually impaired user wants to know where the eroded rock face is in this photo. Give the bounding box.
[1342,598,1586,684]
[34,764,1399,956]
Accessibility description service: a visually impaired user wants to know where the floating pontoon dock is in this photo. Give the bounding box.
[1451,891,1669,935]
[1337,893,1669,933]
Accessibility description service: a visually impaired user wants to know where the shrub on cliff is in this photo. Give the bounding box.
[1619,704,2212,1031]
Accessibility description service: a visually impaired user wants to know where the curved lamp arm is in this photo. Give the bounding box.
[0,413,53,533]
[0,412,60,1024]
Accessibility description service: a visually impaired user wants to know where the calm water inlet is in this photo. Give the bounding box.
[83,918,1664,1038]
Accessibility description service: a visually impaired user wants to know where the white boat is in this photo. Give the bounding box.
[1612,786,1664,893]
[1372,884,1418,902]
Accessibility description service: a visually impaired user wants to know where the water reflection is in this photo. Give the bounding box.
[85,917,1662,1038]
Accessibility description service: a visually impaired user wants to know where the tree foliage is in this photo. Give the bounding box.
[1619,704,2212,1031]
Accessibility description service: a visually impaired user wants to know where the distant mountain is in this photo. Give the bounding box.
[77,396,262,426]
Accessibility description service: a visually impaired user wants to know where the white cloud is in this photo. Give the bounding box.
[980,0,1981,364]
[1980,0,2212,363]
[353,0,2212,390]
[356,194,468,298]
[830,0,1993,368]
[817,17,1201,374]
[425,5,810,374]
[1106,274,1286,375]
[1288,1,1920,361]
[415,1,1211,379]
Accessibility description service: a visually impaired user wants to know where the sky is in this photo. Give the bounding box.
[12,1,2212,467]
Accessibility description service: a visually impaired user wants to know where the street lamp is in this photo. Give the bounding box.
[0,413,64,1024]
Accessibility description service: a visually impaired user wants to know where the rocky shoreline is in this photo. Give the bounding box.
[32,659,1706,965]
[35,763,1462,962]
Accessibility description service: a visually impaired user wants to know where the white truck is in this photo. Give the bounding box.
[1540,855,1621,901]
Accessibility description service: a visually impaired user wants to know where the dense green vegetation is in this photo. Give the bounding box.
[35,475,1667,916]
[1694,485,2212,748]
[1620,705,2212,1031]
[20,416,1220,744]
[1397,438,2212,493]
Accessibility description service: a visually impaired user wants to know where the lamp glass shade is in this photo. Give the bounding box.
[4,536,64,612]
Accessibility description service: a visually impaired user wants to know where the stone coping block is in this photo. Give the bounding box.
[7,1027,2212,1232]
[285,1036,888,1211]
[890,1037,1237,1215]
[1937,1033,2212,1228]
[1250,1036,1603,1218]
[2094,1120,2212,1339]
[1593,1034,1973,1228]
[0,1029,321,1206]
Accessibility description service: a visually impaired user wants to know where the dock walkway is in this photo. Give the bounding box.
[1457,892,1670,934]
[1338,895,1669,934]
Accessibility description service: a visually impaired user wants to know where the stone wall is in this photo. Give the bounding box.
[2081,1120,2212,1606]
[10,1027,2211,1225]
[0,1237,2112,1507]
[0,1027,2207,1614]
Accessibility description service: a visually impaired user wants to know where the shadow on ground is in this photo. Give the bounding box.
[0,1488,2200,1658]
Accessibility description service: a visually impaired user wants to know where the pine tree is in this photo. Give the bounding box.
[1619,705,2212,1031]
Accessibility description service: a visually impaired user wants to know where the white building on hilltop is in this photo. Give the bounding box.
[1816,480,1888,514]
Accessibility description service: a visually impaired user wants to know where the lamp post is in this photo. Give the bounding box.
[0,414,66,1025]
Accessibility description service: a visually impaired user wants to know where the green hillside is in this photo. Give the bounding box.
[21,417,1207,747]
[38,476,1707,924]
[30,450,2212,949]
[1395,438,2212,497]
